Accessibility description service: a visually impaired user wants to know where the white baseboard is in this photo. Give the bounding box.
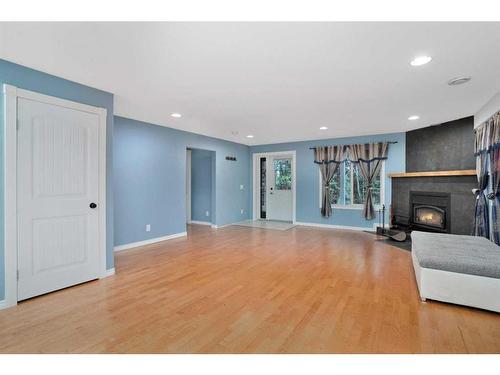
[114,232,187,252]
[187,220,229,229]
[295,221,372,232]
[188,220,212,226]
[212,223,232,229]
[100,267,116,278]
[0,299,15,311]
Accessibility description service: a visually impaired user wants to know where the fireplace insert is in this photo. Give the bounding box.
[413,205,445,230]
[409,191,451,233]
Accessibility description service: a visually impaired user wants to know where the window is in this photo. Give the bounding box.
[274,158,292,190]
[326,166,341,204]
[320,161,384,208]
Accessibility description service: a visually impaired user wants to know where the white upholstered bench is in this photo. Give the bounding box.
[411,231,500,313]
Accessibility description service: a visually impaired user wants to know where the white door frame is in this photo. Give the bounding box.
[186,149,192,223]
[2,84,107,309]
[252,151,296,223]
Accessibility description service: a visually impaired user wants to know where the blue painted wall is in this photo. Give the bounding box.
[250,132,406,228]
[114,116,249,246]
[0,58,406,301]
[191,149,214,222]
[0,59,115,301]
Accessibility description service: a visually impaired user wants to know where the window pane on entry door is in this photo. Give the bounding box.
[274,159,292,190]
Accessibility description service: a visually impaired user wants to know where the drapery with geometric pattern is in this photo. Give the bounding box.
[474,110,500,242]
[475,111,500,243]
[473,152,490,239]
[489,147,500,244]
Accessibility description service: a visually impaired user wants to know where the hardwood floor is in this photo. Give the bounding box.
[1,224,500,353]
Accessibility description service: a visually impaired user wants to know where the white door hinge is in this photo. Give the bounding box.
[17,269,19,280]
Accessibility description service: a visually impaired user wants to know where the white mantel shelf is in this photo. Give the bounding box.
[389,169,477,178]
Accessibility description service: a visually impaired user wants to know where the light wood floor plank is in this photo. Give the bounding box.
[1,224,500,353]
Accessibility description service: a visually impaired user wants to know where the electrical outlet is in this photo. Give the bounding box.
[240,209,244,215]
[205,211,210,217]
[146,224,151,232]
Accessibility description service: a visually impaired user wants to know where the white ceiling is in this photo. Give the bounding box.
[1,22,500,145]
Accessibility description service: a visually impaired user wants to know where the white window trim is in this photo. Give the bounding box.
[318,161,385,210]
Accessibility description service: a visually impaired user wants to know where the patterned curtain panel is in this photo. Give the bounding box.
[474,111,500,155]
[489,148,500,244]
[348,142,389,220]
[474,111,500,240]
[313,146,345,217]
[473,153,490,238]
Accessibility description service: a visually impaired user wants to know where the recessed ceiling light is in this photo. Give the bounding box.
[448,76,472,86]
[410,56,432,66]
[171,113,182,118]
[319,126,328,130]
[408,115,420,121]
[246,135,254,138]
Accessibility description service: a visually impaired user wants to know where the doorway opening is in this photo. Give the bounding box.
[252,151,296,224]
[186,148,216,228]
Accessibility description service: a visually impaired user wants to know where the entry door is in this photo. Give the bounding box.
[266,156,293,221]
[17,97,101,301]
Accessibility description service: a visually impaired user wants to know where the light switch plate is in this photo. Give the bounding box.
[146,224,151,232]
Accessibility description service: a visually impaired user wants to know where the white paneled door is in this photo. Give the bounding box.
[17,97,101,301]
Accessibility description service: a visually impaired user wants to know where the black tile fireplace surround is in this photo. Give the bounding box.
[391,175,476,235]
[391,116,476,236]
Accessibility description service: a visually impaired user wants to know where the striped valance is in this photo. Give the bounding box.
[312,142,389,164]
[347,142,389,163]
[313,145,345,164]
[475,110,500,155]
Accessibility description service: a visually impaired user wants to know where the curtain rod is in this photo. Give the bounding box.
[309,141,398,150]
